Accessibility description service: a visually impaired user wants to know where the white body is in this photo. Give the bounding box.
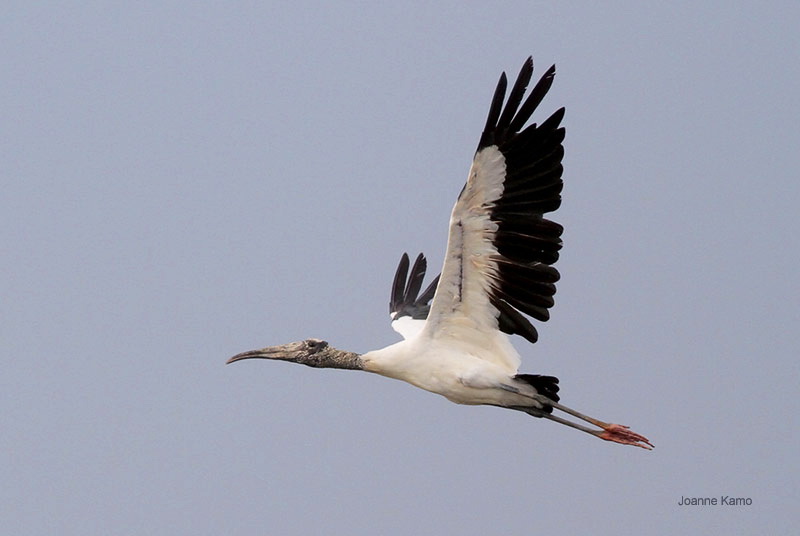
[363,334,533,407]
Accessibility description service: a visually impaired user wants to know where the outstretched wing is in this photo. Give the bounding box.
[389,252,439,339]
[422,57,565,371]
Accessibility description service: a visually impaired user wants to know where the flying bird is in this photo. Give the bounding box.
[228,57,653,449]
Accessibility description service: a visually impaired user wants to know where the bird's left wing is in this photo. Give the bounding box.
[389,252,439,339]
[422,57,565,370]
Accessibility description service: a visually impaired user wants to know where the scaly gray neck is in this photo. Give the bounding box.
[301,346,364,370]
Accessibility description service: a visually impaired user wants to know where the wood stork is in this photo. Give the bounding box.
[228,57,653,449]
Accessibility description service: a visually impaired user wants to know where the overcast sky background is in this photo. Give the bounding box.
[3,2,798,534]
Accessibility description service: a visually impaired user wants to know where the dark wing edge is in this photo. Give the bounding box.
[479,56,566,344]
[389,253,440,321]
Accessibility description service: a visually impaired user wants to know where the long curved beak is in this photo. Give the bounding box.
[226,349,268,365]
[226,343,300,365]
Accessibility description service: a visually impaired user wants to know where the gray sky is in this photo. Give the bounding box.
[3,2,798,534]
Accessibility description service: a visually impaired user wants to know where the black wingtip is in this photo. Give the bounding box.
[404,253,427,304]
[389,252,439,322]
[479,71,508,149]
[390,252,411,315]
[496,57,534,135]
[478,57,558,151]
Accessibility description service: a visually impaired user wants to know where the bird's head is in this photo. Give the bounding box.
[226,338,362,370]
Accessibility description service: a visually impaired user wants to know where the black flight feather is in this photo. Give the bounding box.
[475,57,566,344]
[390,253,439,321]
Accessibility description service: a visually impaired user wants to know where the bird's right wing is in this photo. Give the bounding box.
[389,253,439,340]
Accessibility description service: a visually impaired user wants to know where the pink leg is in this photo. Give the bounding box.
[539,401,654,450]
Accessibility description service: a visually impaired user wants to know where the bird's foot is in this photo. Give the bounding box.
[597,423,654,450]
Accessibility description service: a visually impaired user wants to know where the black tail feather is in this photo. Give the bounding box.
[515,373,560,413]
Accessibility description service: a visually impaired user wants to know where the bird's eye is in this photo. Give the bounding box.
[306,339,326,352]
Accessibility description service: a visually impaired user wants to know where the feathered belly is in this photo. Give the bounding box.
[363,344,530,407]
